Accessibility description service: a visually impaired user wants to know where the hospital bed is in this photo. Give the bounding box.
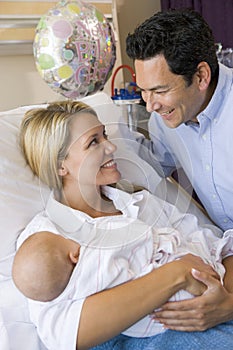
[0,92,213,350]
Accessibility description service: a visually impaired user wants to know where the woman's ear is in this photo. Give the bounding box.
[58,161,67,176]
[196,61,211,91]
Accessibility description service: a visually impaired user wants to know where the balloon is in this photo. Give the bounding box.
[33,0,116,98]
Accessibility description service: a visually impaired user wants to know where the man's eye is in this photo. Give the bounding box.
[155,90,167,94]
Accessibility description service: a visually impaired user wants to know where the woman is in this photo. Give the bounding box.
[16,100,233,350]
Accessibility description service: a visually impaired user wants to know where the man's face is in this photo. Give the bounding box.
[135,55,207,128]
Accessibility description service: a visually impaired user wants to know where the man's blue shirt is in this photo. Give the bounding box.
[137,63,233,230]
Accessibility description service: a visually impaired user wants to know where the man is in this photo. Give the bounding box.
[126,8,233,333]
[126,8,233,232]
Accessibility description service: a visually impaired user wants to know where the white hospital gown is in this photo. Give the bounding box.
[17,186,233,348]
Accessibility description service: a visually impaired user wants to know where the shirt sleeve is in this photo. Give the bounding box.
[28,298,85,350]
[17,213,86,350]
[16,212,60,249]
[134,113,178,177]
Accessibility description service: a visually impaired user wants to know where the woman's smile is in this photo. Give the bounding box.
[101,159,117,169]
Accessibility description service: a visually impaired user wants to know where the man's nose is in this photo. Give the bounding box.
[142,91,162,113]
[145,95,162,113]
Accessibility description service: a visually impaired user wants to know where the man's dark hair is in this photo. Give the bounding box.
[126,9,218,85]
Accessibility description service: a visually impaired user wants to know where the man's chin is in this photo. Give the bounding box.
[163,119,181,128]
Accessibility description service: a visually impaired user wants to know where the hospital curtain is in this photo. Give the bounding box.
[161,0,233,48]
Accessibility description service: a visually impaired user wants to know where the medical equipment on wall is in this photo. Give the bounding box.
[215,43,233,68]
[111,65,141,131]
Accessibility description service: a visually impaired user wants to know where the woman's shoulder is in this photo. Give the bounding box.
[16,211,59,249]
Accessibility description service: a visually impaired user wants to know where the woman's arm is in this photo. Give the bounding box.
[223,255,233,292]
[153,256,233,332]
[77,254,210,350]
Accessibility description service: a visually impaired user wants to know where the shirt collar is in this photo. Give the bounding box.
[45,186,142,233]
[198,63,233,122]
[45,191,85,232]
[102,185,141,218]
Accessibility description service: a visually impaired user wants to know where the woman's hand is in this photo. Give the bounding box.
[153,268,233,331]
[77,253,217,349]
[174,253,219,296]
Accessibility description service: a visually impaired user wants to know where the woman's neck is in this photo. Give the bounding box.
[59,183,121,218]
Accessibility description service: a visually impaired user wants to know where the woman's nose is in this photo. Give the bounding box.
[104,140,117,154]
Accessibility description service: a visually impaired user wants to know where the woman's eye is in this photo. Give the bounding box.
[89,138,98,147]
[103,131,108,139]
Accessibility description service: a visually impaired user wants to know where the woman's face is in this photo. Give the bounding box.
[61,112,121,188]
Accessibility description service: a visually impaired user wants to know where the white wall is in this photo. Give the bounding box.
[0,0,121,111]
[0,55,61,111]
[0,54,114,111]
[116,0,161,82]
[116,0,161,67]
[0,0,161,112]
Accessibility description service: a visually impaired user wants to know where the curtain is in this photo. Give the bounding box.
[161,0,233,48]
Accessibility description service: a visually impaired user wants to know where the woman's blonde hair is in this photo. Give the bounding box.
[20,100,97,189]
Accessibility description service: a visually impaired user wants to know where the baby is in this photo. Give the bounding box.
[12,216,233,338]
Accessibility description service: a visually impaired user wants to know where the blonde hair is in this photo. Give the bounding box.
[20,100,97,189]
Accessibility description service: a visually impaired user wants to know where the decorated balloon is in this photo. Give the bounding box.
[33,0,116,98]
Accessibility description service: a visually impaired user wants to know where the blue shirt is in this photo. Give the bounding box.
[136,63,233,230]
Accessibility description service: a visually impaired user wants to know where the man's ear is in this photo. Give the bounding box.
[196,61,211,91]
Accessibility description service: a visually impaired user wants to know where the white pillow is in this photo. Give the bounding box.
[0,105,50,259]
[0,104,51,350]
[0,92,162,259]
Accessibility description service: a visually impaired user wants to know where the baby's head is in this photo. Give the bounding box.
[12,232,80,302]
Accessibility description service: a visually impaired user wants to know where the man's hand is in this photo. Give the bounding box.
[153,269,233,331]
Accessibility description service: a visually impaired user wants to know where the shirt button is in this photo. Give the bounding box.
[202,134,207,140]
[205,164,210,171]
[212,194,216,199]
[223,218,229,223]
